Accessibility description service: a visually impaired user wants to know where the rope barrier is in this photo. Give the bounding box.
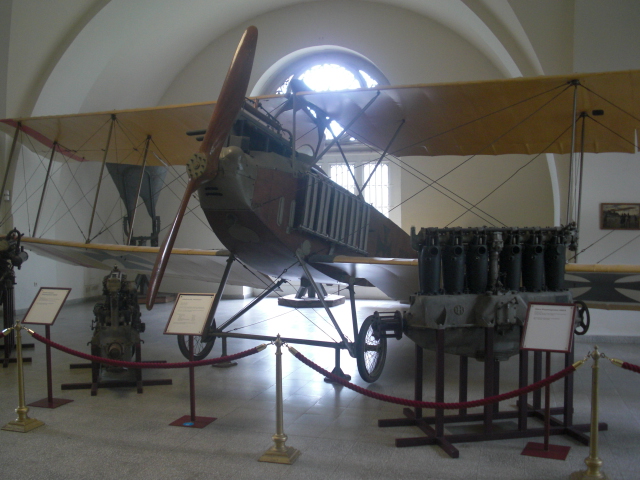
[26,328,267,369]
[288,345,585,410]
[0,327,11,339]
[609,357,640,374]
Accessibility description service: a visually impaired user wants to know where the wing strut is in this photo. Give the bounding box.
[0,123,20,213]
[361,119,406,192]
[327,123,363,198]
[86,115,116,243]
[32,142,57,237]
[126,135,152,245]
[566,80,580,226]
[315,91,381,162]
[296,251,355,357]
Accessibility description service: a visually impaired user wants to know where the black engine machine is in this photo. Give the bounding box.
[1,229,28,367]
[91,266,145,376]
[359,224,587,381]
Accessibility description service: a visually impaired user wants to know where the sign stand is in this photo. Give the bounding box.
[521,302,576,460]
[165,293,217,429]
[23,288,73,409]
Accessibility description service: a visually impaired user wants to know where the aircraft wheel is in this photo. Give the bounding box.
[574,300,590,335]
[356,314,387,383]
[177,330,216,361]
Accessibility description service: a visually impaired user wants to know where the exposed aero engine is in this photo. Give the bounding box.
[404,224,579,360]
[91,266,145,375]
[361,224,584,381]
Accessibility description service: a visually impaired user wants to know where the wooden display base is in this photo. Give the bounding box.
[169,415,216,429]
[522,441,571,460]
[28,397,73,409]
[62,344,172,395]
[379,331,607,458]
[277,294,345,308]
[2,356,32,367]
[3,338,34,368]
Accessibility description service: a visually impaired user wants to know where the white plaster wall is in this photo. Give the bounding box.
[161,1,504,106]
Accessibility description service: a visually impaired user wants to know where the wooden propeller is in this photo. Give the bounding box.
[146,26,258,309]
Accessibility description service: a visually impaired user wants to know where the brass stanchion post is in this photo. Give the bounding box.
[259,335,300,464]
[2,324,44,432]
[571,346,608,480]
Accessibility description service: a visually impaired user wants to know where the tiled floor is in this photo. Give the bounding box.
[1,297,639,479]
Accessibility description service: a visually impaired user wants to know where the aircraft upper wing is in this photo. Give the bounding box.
[261,69,640,157]
[2,70,639,168]
[21,237,272,289]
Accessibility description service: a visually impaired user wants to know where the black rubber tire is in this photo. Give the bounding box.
[356,314,387,383]
[574,300,590,335]
[177,328,216,361]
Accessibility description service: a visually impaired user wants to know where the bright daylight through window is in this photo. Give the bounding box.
[276,61,390,217]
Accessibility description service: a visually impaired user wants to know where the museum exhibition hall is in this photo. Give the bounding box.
[1,1,639,479]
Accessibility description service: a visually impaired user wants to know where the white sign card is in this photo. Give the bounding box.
[22,287,72,326]
[521,302,576,353]
[164,293,216,336]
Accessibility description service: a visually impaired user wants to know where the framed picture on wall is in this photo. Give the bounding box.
[600,203,640,230]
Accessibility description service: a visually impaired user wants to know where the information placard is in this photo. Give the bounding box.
[164,293,216,336]
[521,302,576,353]
[22,287,71,326]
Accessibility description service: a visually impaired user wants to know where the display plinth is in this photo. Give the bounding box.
[169,415,216,429]
[522,441,571,460]
[27,397,73,409]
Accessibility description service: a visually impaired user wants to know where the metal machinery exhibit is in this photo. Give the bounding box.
[0,229,29,367]
[357,223,587,382]
[89,266,145,382]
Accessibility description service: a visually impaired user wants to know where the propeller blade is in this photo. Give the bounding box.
[146,26,258,309]
[200,25,258,176]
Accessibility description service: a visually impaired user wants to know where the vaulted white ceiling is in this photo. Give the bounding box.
[9,0,558,118]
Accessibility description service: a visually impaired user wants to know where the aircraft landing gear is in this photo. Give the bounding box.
[177,327,216,361]
[355,311,403,383]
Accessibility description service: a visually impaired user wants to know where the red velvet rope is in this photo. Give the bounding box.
[291,349,577,410]
[0,330,5,339]
[28,330,264,369]
[622,362,640,374]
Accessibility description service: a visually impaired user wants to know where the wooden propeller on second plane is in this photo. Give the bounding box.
[146,26,258,309]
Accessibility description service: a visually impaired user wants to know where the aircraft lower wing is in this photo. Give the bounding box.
[21,237,272,289]
[565,264,640,311]
[309,255,419,303]
[311,255,640,311]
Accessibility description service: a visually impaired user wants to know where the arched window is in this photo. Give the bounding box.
[263,51,392,217]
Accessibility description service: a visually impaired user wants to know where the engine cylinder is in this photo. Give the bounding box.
[522,244,544,292]
[500,244,522,291]
[466,244,488,293]
[442,244,465,294]
[419,244,441,295]
[544,242,566,291]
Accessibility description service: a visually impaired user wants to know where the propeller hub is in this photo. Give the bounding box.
[186,152,208,180]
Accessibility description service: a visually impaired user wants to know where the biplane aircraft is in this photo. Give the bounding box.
[2,26,640,381]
